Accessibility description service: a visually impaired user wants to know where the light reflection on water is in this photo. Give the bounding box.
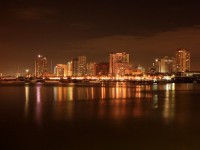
[24,85,29,118]
[21,83,186,125]
[2,83,200,149]
[52,84,157,101]
[163,84,175,124]
[36,85,42,126]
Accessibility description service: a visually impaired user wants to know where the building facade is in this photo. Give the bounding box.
[175,48,190,72]
[78,56,87,76]
[72,58,78,76]
[87,62,96,76]
[109,52,130,76]
[54,64,68,77]
[67,61,73,76]
[153,56,176,74]
[35,55,48,77]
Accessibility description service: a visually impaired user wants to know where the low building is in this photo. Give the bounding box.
[96,62,109,76]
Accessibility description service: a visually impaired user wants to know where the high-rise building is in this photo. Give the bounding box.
[109,52,130,75]
[67,61,73,76]
[72,58,78,77]
[87,62,96,76]
[35,55,47,77]
[175,48,190,72]
[153,56,176,74]
[54,64,68,77]
[78,56,87,76]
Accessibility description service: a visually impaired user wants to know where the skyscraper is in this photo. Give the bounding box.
[72,58,78,77]
[175,48,190,72]
[35,55,47,77]
[87,62,96,76]
[67,61,73,76]
[78,56,87,76]
[109,52,130,75]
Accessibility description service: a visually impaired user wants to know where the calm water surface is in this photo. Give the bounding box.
[1,82,200,150]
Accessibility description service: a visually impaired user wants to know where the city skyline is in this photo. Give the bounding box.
[24,49,191,77]
[1,1,200,74]
[0,47,194,76]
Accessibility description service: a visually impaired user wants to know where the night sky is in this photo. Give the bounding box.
[1,0,200,75]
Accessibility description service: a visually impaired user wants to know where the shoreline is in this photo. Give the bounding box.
[0,80,198,85]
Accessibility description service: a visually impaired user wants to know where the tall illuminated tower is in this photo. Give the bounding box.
[78,56,87,76]
[67,61,73,76]
[87,62,96,76]
[175,48,190,72]
[109,52,130,75]
[35,55,48,77]
[72,58,78,77]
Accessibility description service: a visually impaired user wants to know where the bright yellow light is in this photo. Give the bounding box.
[25,69,29,73]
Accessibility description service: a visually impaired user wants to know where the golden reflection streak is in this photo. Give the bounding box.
[112,87,115,99]
[172,83,175,90]
[145,85,151,91]
[36,86,41,103]
[91,87,94,99]
[135,85,141,98]
[64,88,67,101]
[25,85,29,117]
[54,87,74,101]
[163,84,175,124]
[36,85,42,126]
[166,84,170,91]
[152,85,158,91]
[58,87,62,101]
[53,87,74,121]
[68,87,73,101]
[54,87,62,102]
[86,88,89,99]
[122,86,127,98]
[116,87,120,98]
[101,87,106,99]
[153,94,158,109]
[54,87,57,102]
[116,82,120,98]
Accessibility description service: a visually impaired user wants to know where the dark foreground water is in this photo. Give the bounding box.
[1,82,200,150]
